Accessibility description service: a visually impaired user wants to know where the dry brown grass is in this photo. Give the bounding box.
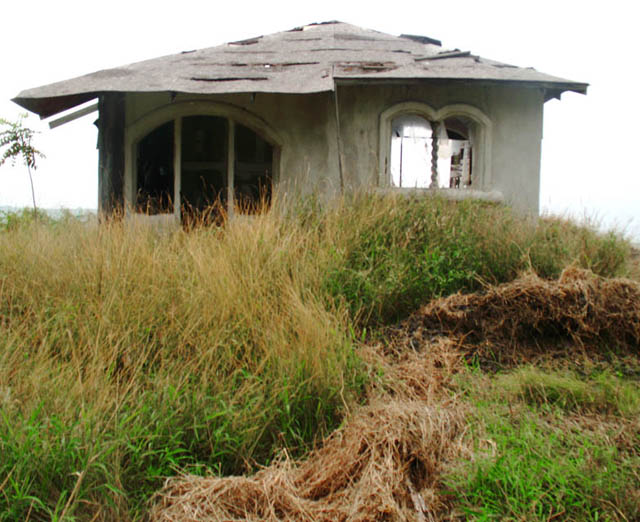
[150,400,468,522]
[2,197,635,519]
[390,266,640,366]
[0,212,362,519]
[149,268,640,521]
[150,340,470,522]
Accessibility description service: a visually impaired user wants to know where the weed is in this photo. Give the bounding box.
[496,366,640,416]
[0,193,632,519]
[447,369,640,520]
[324,194,630,326]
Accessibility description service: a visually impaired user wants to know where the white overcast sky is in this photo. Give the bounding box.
[1,0,638,239]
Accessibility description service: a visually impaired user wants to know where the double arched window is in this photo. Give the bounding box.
[379,102,492,190]
[124,102,281,221]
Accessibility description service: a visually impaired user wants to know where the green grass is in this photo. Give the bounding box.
[447,367,640,520]
[323,194,631,325]
[496,366,640,416]
[0,210,363,520]
[0,194,634,520]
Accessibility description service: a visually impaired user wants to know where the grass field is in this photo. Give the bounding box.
[0,194,637,520]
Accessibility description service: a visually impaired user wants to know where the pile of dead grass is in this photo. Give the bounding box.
[150,342,469,522]
[151,400,467,522]
[391,267,640,363]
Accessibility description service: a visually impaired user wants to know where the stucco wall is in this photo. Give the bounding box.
[125,91,341,200]
[124,82,544,214]
[335,83,544,214]
[486,86,544,215]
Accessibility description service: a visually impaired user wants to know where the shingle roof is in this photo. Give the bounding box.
[12,21,588,118]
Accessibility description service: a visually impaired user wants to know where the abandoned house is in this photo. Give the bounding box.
[12,21,587,220]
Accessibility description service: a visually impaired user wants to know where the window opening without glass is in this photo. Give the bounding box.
[135,116,274,220]
[389,114,473,189]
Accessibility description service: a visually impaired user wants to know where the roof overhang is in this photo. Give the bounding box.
[11,21,588,119]
[12,92,99,119]
[334,77,588,98]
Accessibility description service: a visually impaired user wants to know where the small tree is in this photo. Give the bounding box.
[0,114,45,218]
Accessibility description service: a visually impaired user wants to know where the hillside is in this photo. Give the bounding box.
[0,195,638,521]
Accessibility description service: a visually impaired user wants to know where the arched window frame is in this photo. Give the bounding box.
[378,102,492,190]
[124,100,283,219]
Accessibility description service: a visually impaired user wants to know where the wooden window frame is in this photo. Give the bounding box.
[124,101,282,220]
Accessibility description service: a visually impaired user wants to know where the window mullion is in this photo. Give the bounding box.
[173,117,182,220]
[227,119,235,217]
[430,121,439,188]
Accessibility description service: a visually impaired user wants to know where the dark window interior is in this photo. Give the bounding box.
[234,124,273,213]
[136,121,174,214]
[135,116,275,221]
[181,116,228,217]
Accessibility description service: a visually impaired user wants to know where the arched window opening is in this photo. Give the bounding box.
[136,121,174,214]
[388,114,475,189]
[133,112,276,222]
[390,115,432,188]
[380,103,489,191]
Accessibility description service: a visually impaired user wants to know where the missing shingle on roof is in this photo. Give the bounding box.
[492,63,519,69]
[415,51,472,61]
[193,62,318,68]
[283,37,323,41]
[288,21,339,32]
[273,61,319,67]
[334,33,380,41]
[189,77,269,82]
[338,61,397,73]
[222,52,277,56]
[400,34,442,46]
[258,62,320,67]
[181,50,196,54]
[308,21,340,26]
[229,36,263,46]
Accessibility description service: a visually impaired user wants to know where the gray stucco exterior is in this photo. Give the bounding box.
[121,81,544,215]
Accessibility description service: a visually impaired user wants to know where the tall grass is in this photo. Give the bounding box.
[323,194,630,325]
[0,212,361,519]
[448,367,640,520]
[0,193,632,519]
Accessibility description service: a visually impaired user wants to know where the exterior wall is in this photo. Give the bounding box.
[124,91,341,202]
[98,93,125,214]
[486,86,544,215]
[336,83,544,214]
[120,82,544,215]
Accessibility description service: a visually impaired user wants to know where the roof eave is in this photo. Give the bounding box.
[13,78,588,120]
[334,77,589,97]
[12,92,99,119]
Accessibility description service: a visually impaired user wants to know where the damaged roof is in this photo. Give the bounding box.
[13,21,588,118]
